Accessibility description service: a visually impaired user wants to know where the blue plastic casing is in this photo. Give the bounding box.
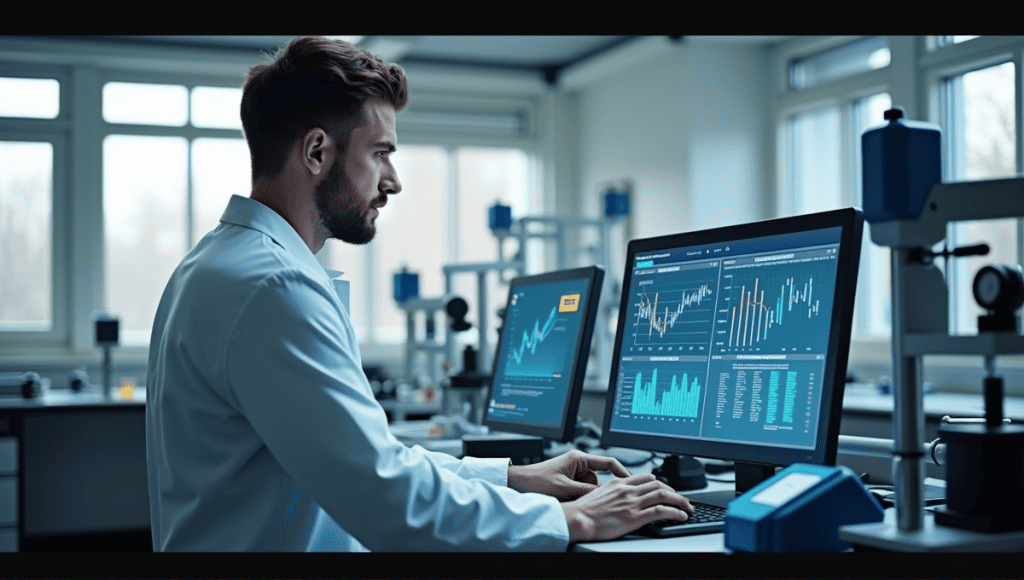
[393,270,419,303]
[724,463,884,552]
[489,203,513,230]
[604,191,630,217]
[861,108,942,225]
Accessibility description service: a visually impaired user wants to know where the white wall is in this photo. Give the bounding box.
[575,41,771,239]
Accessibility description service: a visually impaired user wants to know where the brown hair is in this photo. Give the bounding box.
[240,36,408,181]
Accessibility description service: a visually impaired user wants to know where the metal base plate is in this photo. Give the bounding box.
[839,509,1024,552]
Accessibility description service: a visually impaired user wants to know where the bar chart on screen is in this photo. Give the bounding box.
[628,366,703,418]
[715,251,836,353]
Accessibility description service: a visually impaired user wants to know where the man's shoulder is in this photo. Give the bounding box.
[191,225,321,286]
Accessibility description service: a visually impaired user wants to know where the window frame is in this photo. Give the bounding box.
[322,132,545,362]
[0,39,550,371]
[95,70,249,351]
[771,35,1024,378]
[0,62,73,352]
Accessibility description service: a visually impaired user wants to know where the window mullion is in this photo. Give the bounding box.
[448,146,459,263]
[186,138,194,251]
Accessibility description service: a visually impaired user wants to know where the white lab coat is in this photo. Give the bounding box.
[146,195,569,551]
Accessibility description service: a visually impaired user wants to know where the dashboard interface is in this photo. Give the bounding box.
[607,227,844,452]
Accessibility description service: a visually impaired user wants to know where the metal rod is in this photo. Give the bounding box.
[890,248,925,531]
[103,346,112,400]
[838,435,945,465]
[477,270,489,373]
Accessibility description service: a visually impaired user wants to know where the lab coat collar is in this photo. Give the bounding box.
[220,194,328,278]
[220,195,350,310]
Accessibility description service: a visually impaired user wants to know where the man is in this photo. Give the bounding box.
[146,36,693,552]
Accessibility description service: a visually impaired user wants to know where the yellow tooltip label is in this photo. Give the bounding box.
[559,293,581,312]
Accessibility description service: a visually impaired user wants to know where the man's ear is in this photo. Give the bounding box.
[300,128,333,176]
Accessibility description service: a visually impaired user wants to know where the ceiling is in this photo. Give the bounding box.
[101,35,790,85]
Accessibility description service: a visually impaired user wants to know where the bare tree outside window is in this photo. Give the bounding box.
[0,141,52,329]
[947,62,1019,334]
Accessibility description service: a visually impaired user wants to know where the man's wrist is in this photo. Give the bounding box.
[560,502,589,544]
[507,463,524,491]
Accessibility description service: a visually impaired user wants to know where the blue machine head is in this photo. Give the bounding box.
[724,463,884,552]
[861,107,942,225]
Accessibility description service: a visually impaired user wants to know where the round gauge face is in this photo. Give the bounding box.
[975,270,1002,308]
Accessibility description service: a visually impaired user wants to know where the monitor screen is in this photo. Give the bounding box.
[483,266,604,442]
[601,208,863,492]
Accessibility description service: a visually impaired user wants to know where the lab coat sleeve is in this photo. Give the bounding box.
[412,446,510,487]
[223,269,568,551]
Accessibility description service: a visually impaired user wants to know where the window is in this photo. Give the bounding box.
[103,82,188,126]
[327,145,536,350]
[930,36,982,51]
[0,77,59,119]
[941,61,1019,335]
[0,73,63,335]
[190,87,244,130]
[853,93,893,337]
[788,105,840,213]
[0,141,53,330]
[103,135,188,344]
[776,36,1024,352]
[191,138,249,244]
[784,94,894,338]
[790,37,890,90]
[101,80,247,345]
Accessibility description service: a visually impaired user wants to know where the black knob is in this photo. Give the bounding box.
[884,107,905,121]
[446,297,471,332]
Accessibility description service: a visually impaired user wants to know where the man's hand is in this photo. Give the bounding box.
[507,449,631,500]
[560,473,694,543]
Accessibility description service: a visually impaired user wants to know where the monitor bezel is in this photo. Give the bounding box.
[600,208,863,470]
[483,265,605,442]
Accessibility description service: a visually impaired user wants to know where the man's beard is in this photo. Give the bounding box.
[314,161,383,245]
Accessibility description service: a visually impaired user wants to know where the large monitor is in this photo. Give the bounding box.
[482,266,604,442]
[601,208,863,494]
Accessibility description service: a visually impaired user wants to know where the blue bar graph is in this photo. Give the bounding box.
[630,368,702,418]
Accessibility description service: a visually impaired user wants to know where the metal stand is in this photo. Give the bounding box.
[102,345,113,400]
[839,177,1024,551]
[493,213,624,387]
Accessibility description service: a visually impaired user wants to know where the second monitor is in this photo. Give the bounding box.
[480,265,605,444]
[601,208,864,497]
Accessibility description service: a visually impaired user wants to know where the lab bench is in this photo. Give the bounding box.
[840,383,1024,440]
[0,390,149,552]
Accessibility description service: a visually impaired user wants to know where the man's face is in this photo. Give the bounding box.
[314,98,400,245]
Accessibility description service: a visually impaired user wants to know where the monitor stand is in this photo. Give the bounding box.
[684,462,778,508]
[652,455,708,491]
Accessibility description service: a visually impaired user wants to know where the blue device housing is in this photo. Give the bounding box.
[393,270,419,303]
[861,110,942,225]
[724,463,884,552]
[603,191,630,217]
[489,203,513,230]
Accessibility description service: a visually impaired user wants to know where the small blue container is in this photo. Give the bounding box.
[393,270,419,303]
[488,203,513,230]
[604,191,630,217]
[861,107,942,224]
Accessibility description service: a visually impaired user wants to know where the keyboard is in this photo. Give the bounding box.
[632,501,727,538]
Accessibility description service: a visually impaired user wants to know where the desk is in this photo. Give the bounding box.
[573,479,736,552]
[841,384,1024,441]
[0,390,150,551]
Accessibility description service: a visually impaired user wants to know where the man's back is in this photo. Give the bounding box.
[145,195,570,552]
[146,195,346,551]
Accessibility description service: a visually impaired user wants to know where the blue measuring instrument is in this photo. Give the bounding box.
[724,463,884,552]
